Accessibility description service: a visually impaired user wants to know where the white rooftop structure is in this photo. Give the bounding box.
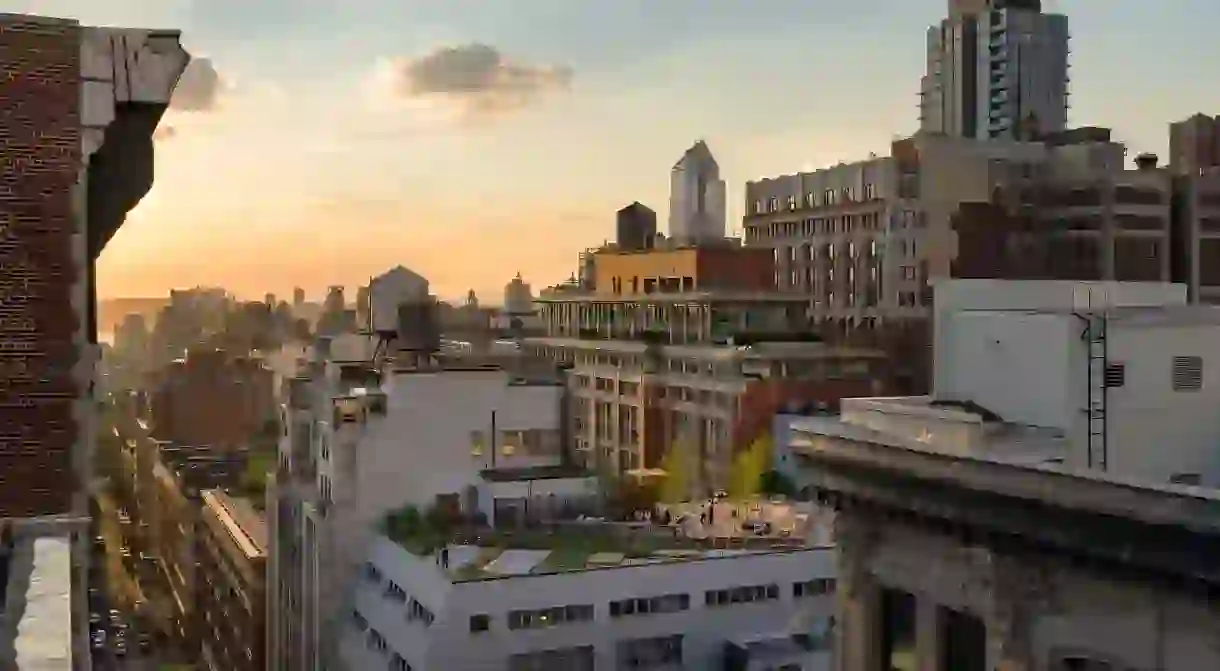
[793,279,1220,488]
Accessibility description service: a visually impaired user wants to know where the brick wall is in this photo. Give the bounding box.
[150,354,275,450]
[0,15,82,517]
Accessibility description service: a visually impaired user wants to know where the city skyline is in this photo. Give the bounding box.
[9,0,1219,300]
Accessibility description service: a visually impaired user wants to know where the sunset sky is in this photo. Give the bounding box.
[9,0,1220,302]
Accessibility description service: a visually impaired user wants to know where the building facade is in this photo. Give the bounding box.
[781,278,1220,670]
[920,0,1069,141]
[149,349,276,451]
[525,336,884,491]
[0,13,188,669]
[592,245,776,300]
[743,131,1178,390]
[1170,168,1220,304]
[669,140,727,244]
[198,489,267,671]
[1169,112,1220,175]
[343,531,835,671]
[267,346,567,671]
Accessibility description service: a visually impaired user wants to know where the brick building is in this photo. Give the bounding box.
[0,13,188,514]
[150,349,276,450]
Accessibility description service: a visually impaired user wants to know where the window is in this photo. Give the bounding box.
[407,598,435,626]
[793,578,835,598]
[1170,473,1201,486]
[390,653,411,670]
[1172,356,1203,391]
[508,604,594,630]
[609,593,689,618]
[787,195,797,210]
[470,430,485,457]
[768,197,779,212]
[938,606,986,671]
[704,583,779,607]
[469,614,490,633]
[1103,363,1125,388]
[881,588,917,671]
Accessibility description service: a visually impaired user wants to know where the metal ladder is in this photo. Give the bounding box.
[1082,313,1108,471]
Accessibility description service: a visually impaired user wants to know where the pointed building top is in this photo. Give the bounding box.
[673,139,718,171]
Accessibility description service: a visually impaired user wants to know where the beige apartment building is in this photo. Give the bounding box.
[529,244,889,493]
[743,129,1176,388]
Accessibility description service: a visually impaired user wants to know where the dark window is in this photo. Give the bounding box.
[880,588,917,671]
[469,614,490,633]
[938,606,986,671]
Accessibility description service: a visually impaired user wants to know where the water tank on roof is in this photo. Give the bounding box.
[397,300,440,353]
[370,265,430,331]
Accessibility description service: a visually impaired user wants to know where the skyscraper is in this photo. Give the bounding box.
[920,0,1069,141]
[668,140,726,244]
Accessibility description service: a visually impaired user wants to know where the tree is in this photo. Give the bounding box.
[659,440,696,503]
[727,432,772,499]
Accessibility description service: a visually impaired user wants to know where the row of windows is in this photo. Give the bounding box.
[506,604,595,630]
[362,563,436,626]
[609,593,689,618]
[752,183,882,215]
[351,611,414,670]
[467,579,835,633]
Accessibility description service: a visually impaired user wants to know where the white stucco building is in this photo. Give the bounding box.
[669,140,727,244]
[266,344,567,671]
[341,530,835,671]
[789,279,1220,486]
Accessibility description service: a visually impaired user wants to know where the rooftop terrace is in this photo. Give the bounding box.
[383,500,826,582]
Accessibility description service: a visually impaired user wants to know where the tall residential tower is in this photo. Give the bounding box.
[919,0,1069,141]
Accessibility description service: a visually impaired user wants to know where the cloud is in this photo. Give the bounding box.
[380,43,573,119]
[170,57,225,112]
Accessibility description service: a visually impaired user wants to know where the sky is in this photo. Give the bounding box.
[8,0,1220,302]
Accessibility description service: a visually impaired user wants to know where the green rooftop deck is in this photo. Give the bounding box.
[382,503,816,582]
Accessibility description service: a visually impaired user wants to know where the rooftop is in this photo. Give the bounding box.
[383,500,827,582]
[203,489,268,559]
[794,396,1069,467]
